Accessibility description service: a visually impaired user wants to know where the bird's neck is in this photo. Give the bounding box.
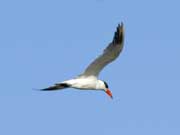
[96,80,105,90]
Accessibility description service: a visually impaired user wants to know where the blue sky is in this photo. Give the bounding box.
[0,0,180,134]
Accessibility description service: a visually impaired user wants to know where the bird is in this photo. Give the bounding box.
[41,23,124,99]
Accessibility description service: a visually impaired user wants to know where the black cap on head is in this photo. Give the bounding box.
[103,81,109,88]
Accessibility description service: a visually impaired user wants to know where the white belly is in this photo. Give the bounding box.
[63,77,97,90]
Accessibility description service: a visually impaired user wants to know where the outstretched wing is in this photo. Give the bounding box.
[41,83,70,91]
[82,23,124,77]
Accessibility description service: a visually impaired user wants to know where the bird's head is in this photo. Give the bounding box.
[98,80,113,99]
[103,81,113,99]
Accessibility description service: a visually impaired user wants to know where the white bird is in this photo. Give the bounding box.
[41,23,124,99]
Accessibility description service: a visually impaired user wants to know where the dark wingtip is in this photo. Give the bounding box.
[113,22,124,44]
[117,22,123,28]
[40,88,52,91]
[39,86,59,91]
[32,88,54,92]
[38,83,70,91]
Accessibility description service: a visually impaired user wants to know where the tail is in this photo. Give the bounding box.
[41,83,70,91]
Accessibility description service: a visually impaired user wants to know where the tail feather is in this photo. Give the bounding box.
[41,83,70,91]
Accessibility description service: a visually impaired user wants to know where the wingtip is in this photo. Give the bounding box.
[40,87,58,91]
[117,22,124,29]
[32,88,47,91]
[118,22,124,31]
[39,88,49,91]
[121,22,124,27]
[113,22,124,44]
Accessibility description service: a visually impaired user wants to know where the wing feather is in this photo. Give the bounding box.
[82,23,124,77]
[40,83,70,91]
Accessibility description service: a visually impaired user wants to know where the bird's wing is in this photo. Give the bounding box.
[40,83,70,91]
[81,23,124,77]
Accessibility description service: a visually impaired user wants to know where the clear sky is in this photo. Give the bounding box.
[0,0,180,134]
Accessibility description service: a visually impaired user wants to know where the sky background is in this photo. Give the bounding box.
[0,0,180,134]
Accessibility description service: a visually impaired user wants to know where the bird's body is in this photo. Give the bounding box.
[60,76,103,90]
[41,23,125,99]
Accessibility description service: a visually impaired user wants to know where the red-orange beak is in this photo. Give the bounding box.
[106,89,113,99]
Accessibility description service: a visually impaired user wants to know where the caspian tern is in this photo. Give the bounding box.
[41,23,124,99]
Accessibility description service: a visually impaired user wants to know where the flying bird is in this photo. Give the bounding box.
[41,23,124,99]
